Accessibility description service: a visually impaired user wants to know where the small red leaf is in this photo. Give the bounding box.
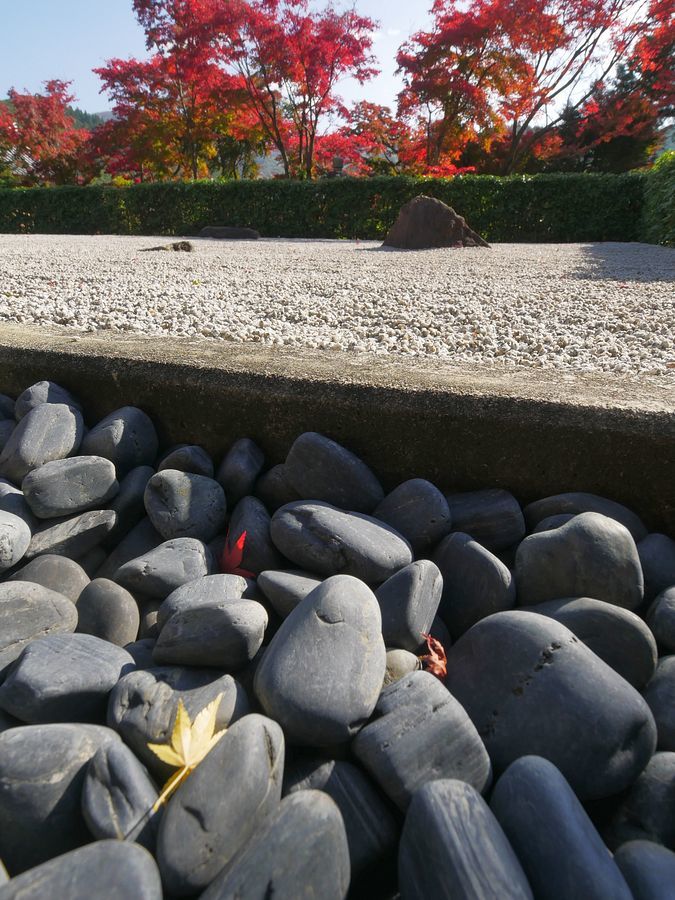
[219,528,256,578]
[419,632,448,682]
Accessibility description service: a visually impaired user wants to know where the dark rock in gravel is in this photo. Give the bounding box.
[384,648,421,685]
[76,577,140,646]
[515,512,644,610]
[643,656,675,750]
[373,478,451,555]
[446,488,526,552]
[285,432,384,513]
[80,406,158,478]
[157,714,284,897]
[614,840,675,900]
[523,492,647,542]
[25,508,116,560]
[522,597,658,689]
[257,568,322,618]
[382,195,490,249]
[0,394,15,420]
[0,723,119,873]
[226,495,284,574]
[271,501,412,583]
[0,403,84,485]
[254,463,301,512]
[0,840,162,899]
[115,537,212,599]
[0,479,35,529]
[284,757,398,878]
[108,666,248,778]
[199,225,260,240]
[0,581,77,673]
[353,670,492,811]
[144,468,226,541]
[255,574,386,746]
[8,553,89,601]
[399,779,533,900]
[638,533,675,602]
[0,511,30,573]
[375,560,442,651]
[157,443,213,477]
[13,380,82,421]
[22,455,118,518]
[217,437,265,506]
[490,755,632,900]
[647,587,675,652]
[124,637,157,669]
[157,573,249,629]
[82,741,160,849]
[140,240,193,252]
[96,516,163,580]
[102,465,155,551]
[604,751,675,850]
[532,513,576,533]
[201,790,350,900]
[0,633,133,724]
[444,610,657,799]
[0,421,13,453]
[433,531,515,638]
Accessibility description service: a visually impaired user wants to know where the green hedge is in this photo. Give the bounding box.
[642,151,675,246]
[0,171,655,242]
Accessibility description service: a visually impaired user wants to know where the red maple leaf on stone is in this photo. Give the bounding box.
[219,529,256,578]
[419,633,448,682]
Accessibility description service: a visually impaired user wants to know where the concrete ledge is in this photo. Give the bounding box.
[0,323,673,536]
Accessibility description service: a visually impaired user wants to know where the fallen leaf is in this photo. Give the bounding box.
[419,633,448,682]
[220,528,256,578]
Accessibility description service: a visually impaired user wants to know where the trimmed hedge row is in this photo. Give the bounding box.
[642,152,674,247]
[0,170,663,243]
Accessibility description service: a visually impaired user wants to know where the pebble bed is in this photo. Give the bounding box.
[0,381,674,897]
[0,234,674,381]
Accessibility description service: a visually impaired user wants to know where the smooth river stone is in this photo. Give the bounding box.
[271,501,412,583]
[158,443,214,477]
[0,840,162,900]
[144,469,226,542]
[96,516,163,580]
[8,553,89,601]
[13,380,82,420]
[604,752,675,850]
[25,509,117,560]
[638,533,675,602]
[352,670,492,811]
[108,666,249,779]
[22,455,119,519]
[81,406,158,477]
[0,478,35,529]
[491,756,632,900]
[157,714,284,897]
[515,512,644,610]
[399,779,533,900]
[614,841,675,900]
[284,757,398,878]
[647,587,675,652]
[284,431,384,513]
[446,488,526,552]
[375,559,442,652]
[217,437,265,506]
[124,637,157,669]
[115,537,212,599]
[202,790,350,900]
[0,581,77,673]
[643,656,675,751]
[0,403,84,486]
[257,568,323,618]
[102,465,155,549]
[374,478,451,555]
[523,491,648,542]
[157,573,249,629]
[522,597,658,689]
[82,741,160,849]
[0,511,30,573]
[384,648,421,685]
[0,633,134,724]
[254,463,301,512]
[433,531,515,638]
[532,513,576,533]
[254,574,386,746]
[76,578,140,646]
[226,495,284,574]
[0,723,120,873]
[444,611,657,799]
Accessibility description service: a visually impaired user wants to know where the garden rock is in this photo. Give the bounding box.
[0,581,77,673]
[81,406,158,477]
[0,403,84,485]
[157,443,213,477]
[76,578,140,646]
[604,751,675,850]
[25,508,116,560]
[103,465,155,548]
[638,533,675,602]
[217,437,265,506]
[22,455,118,519]
[373,478,451,554]
[157,574,249,629]
[0,511,30,573]
[115,537,212,599]
[226,495,284,574]
[523,491,647,542]
[0,421,13,453]
[532,513,576,533]
[199,225,260,239]
[124,637,157,669]
[382,195,490,249]
[643,656,675,750]
[614,841,675,900]
[446,488,526,552]
[0,479,35,529]
[96,516,163,580]
[13,380,82,420]
[647,587,675,652]
[8,553,89,601]
[257,568,322,618]
[140,241,193,252]
[384,648,421,685]
[375,559,442,651]
[254,463,300,512]
[144,469,226,541]
[0,394,15,419]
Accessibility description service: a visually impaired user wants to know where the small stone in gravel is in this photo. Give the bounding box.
[0,403,84,485]
[82,742,160,849]
[8,554,89,601]
[157,574,249,629]
[96,516,163,580]
[81,406,158,477]
[157,443,214,477]
[22,455,119,519]
[375,560,442,652]
[614,841,675,900]
[76,578,140,646]
[0,634,133,724]
[115,537,212,599]
[25,508,116,560]
[647,588,675,652]
[14,380,82,420]
[0,581,77,673]
[0,723,120,873]
[256,575,385,746]
[144,469,226,541]
[254,463,301,512]
[0,840,162,899]
[638,533,675,602]
[373,478,451,555]
[257,568,323,618]
[433,531,515,638]
[157,714,284,897]
[102,465,155,549]
[384,648,421,685]
[490,756,632,900]
[446,488,526,552]
[353,670,492,811]
[271,500,412,583]
[515,512,644,609]
[217,438,265,506]
[604,751,675,850]
[0,511,30,573]
[201,790,350,900]
[399,779,533,900]
[284,432,384,513]
[643,656,675,751]
[523,492,647,542]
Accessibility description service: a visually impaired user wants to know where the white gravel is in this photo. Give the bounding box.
[1,234,673,381]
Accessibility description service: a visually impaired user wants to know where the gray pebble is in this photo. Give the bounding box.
[96,517,163,581]
[217,437,265,506]
[384,648,421,685]
[0,479,36,530]
[0,581,77,674]
[158,443,214,477]
[257,568,322,618]
[0,511,30,574]
[81,406,158,477]
[524,492,647,542]
[375,560,442,651]
[614,841,675,900]
[643,656,675,751]
[25,508,116,560]
[638,533,675,602]
[76,578,140,646]
[157,573,249,629]
[254,463,300,512]
[103,465,155,549]
[124,637,157,668]
[226,495,284,574]
[22,455,118,518]
[604,751,675,850]
[115,537,212,599]
[144,469,227,541]
[647,587,675,652]
[8,554,89,601]
[374,478,451,555]
[531,513,576,533]
[0,403,84,485]
[14,380,82,420]
[446,488,526,552]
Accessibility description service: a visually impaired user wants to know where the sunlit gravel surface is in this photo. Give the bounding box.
[1,234,673,381]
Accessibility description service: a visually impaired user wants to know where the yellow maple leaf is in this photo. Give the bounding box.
[148,692,226,810]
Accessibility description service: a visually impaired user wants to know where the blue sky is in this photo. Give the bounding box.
[0,0,432,113]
